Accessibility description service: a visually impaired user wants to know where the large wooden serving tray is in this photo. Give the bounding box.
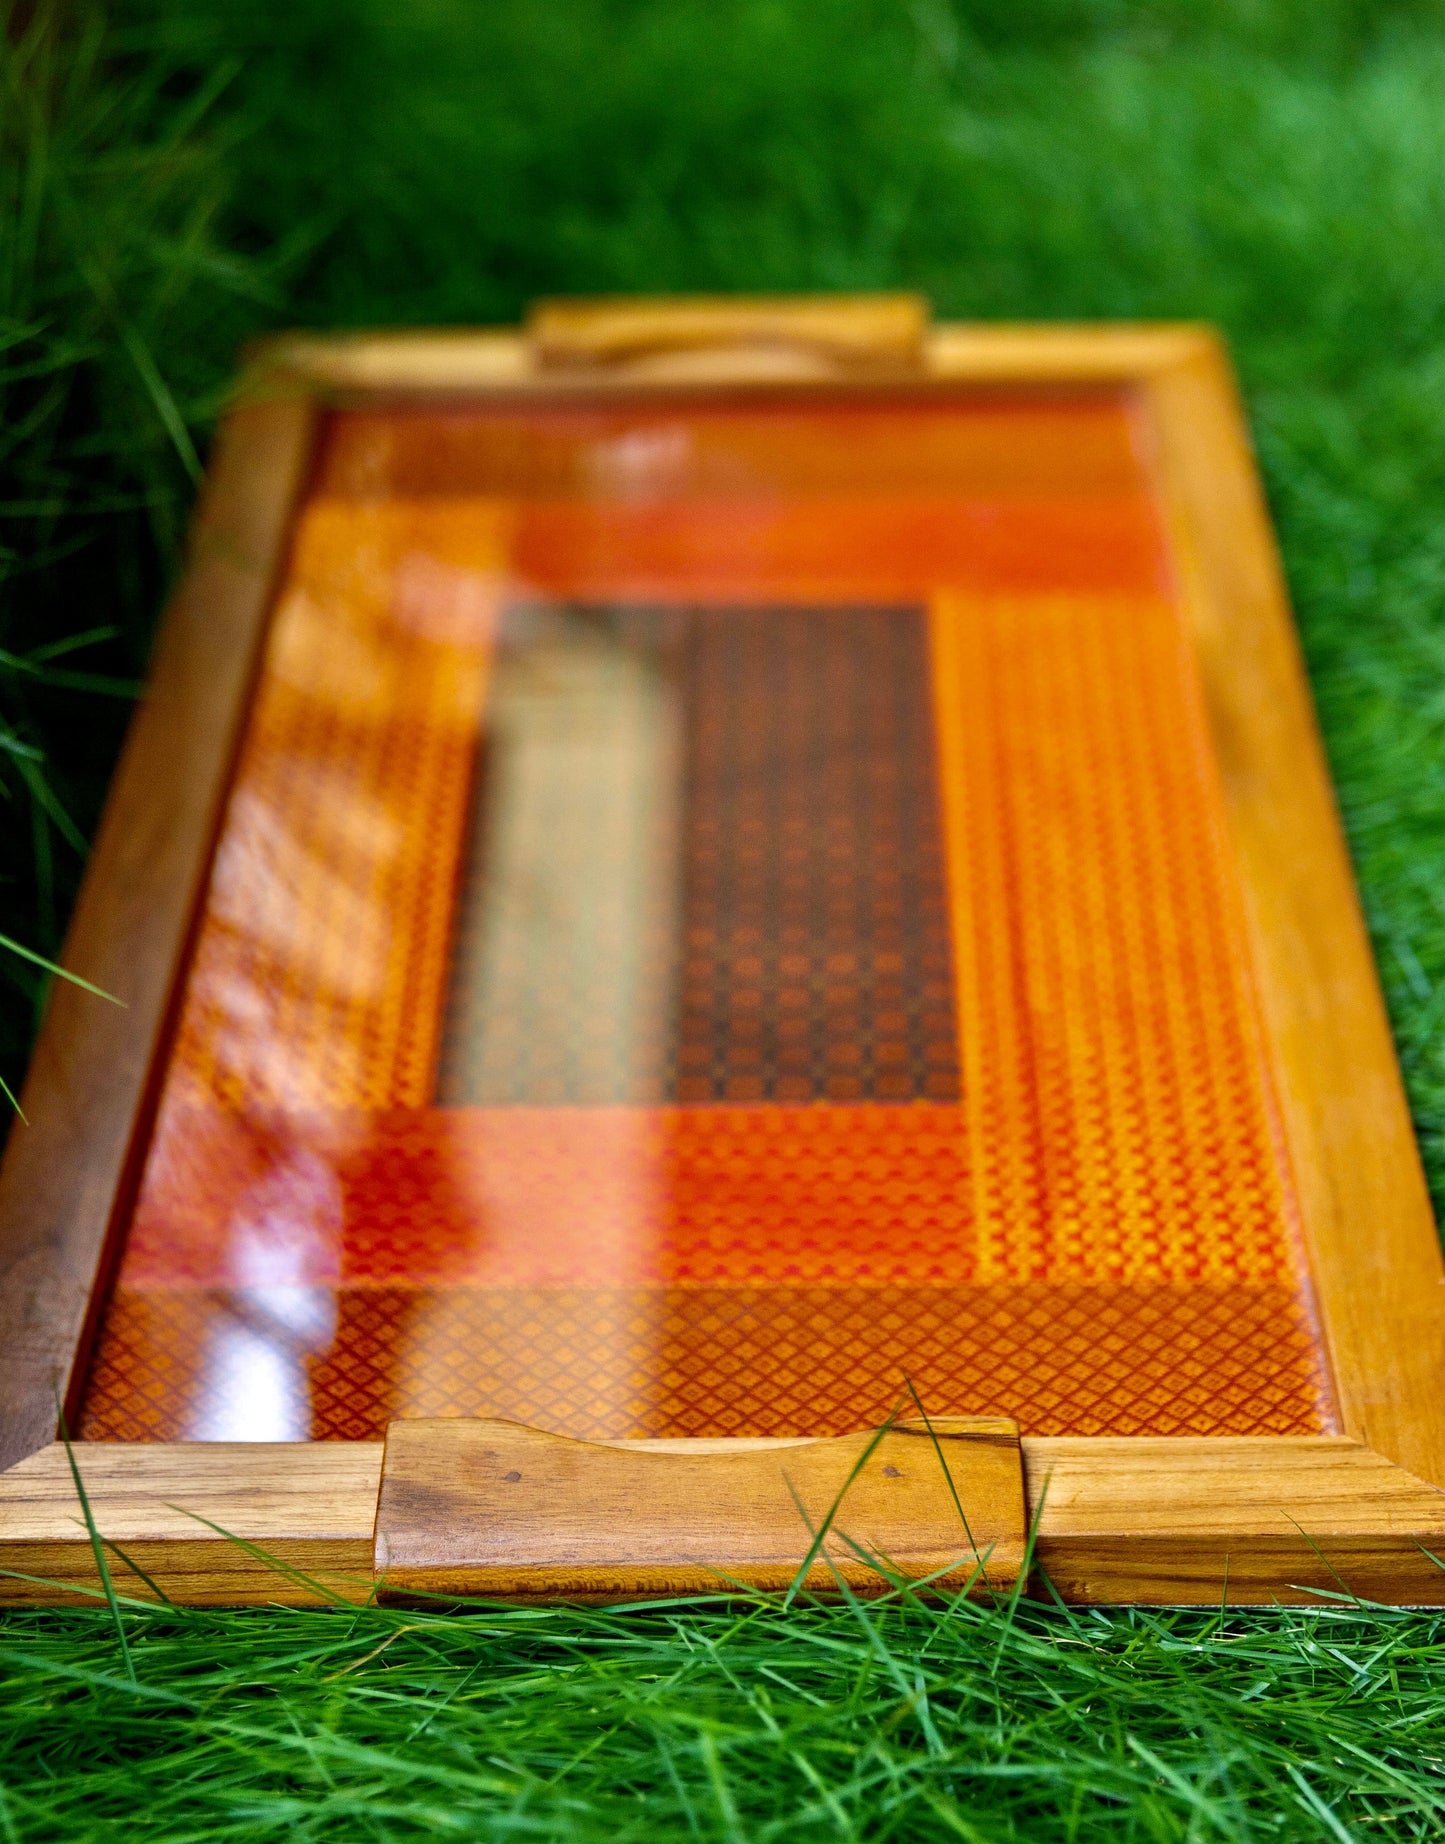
[0,295,1439,1607]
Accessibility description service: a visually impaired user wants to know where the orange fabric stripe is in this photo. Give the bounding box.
[509,495,1165,602]
[116,1103,973,1290]
[167,502,508,1110]
[83,1280,1331,1443]
[930,593,1306,1288]
[317,399,1149,501]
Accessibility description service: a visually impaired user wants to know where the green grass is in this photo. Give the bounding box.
[1,1580,1442,1840]
[0,0,284,1050]
[1,1,1442,1837]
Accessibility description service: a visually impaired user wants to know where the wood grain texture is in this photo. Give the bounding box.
[1137,341,1445,1489]
[375,1417,1025,1602]
[2,1433,1437,1609]
[527,292,929,373]
[0,397,316,1472]
[1026,1436,1445,1604]
[0,1442,381,1605]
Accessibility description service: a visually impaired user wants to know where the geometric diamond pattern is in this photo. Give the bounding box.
[80,1281,1332,1442]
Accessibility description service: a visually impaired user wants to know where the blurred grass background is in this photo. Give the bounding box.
[0,1,1441,1837]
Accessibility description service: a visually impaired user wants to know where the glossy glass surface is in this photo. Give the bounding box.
[79,391,1334,1442]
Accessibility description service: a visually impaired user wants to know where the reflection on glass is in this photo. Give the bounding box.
[190,1149,340,1442]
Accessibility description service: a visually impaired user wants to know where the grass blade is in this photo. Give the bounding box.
[55,1410,136,1685]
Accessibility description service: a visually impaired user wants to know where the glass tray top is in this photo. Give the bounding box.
[78,390,1332,1443]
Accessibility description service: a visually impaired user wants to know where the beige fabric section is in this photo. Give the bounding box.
[438,605,683,1105]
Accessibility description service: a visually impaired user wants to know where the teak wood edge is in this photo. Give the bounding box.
[0,1441,381,1607]
[249,312,1217,397]
[1,1430,1439,1608]
[1138,347,1445,1488]
[0,396,316,1474]
[0,298,1439,1606]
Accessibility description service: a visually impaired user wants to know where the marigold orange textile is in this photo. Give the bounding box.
[79,391,1334,1443]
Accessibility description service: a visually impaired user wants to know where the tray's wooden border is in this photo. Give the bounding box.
[1,308,1440,1605]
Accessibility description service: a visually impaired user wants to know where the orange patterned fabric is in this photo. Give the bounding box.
[167,500,510,1111]
[931,594,1301,1286]
[104,1104,974,1291]
[78,393,1334,1444]
[85,1283,1326,1444]
[504,495,1165,603]
[315,398,1149,503]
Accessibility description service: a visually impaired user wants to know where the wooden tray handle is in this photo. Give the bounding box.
[526,292,931,377]
[374,1414,1024,1602]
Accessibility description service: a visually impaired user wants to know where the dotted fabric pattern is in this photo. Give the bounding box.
[78,411,1334,1444]
[673,605,959,1104]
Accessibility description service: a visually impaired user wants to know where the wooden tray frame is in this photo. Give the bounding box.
[0,303,1440,1607]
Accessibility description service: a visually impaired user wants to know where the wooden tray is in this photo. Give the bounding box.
[0,295,1439,1606]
